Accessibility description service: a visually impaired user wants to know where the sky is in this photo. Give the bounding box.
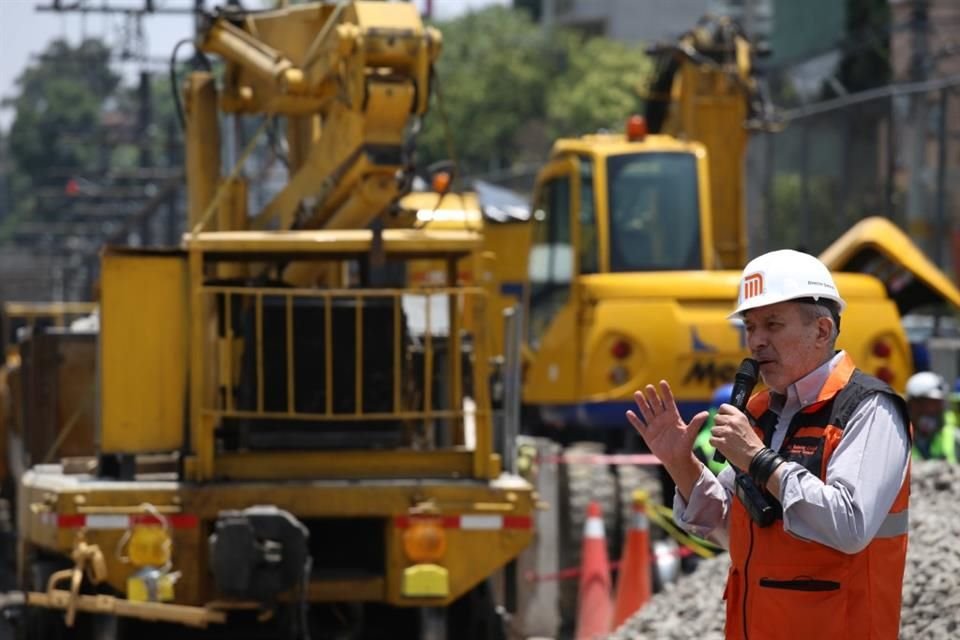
[0,0,508,131]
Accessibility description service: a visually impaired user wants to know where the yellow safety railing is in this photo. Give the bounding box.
[191,281,494,481]
[3,302,98,336]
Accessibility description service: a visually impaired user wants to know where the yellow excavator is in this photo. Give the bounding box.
[5,3,533,638]
[520,15,960,444]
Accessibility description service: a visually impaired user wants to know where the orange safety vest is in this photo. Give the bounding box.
[725,353,911,640]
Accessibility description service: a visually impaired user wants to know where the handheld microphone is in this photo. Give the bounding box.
[713,357,759,465]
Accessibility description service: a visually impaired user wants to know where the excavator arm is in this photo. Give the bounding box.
[644,16,768,269]
[187,1,441,234]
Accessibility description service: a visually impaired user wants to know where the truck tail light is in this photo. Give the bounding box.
[611,339,632,359]
[872,340,891,358]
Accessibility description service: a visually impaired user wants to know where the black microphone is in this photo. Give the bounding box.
[713,358,760,465]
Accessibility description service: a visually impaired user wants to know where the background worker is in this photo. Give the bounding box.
[625,249,911,639]
[906,371,959,462]
[692,383,733,475]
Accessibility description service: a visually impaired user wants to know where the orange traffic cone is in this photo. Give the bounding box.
[612,489,652,628]
[574,500,613,640]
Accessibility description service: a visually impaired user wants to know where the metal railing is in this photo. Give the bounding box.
[191,281,495,480]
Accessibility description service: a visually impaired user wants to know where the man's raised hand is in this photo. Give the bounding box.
[625,380,709,469]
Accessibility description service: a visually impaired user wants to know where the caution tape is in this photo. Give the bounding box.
[523,546,697,583]
[647,503,723,559]
[537,453,663,466]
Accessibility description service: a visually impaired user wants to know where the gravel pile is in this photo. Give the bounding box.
[609,460,960,640]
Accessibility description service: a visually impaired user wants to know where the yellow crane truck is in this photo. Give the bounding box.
[6,3,533,638]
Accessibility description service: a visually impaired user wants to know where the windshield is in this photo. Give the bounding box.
[607,152,701,271]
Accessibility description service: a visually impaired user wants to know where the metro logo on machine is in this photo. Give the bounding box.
[742,272,764,299]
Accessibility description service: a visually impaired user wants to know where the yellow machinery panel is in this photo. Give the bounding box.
[100,250,187,453]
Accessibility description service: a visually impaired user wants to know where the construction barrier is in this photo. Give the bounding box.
[573,501,613,640]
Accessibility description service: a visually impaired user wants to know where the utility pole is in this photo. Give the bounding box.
[906,0,931,255]
[542,0,555,32]
[35,0,196,295]
[742,0,756,40]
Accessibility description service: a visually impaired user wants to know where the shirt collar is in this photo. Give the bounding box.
[768,350,846,416]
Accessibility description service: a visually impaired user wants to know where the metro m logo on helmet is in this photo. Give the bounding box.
[729,249,847,319]
[742,273,764,300]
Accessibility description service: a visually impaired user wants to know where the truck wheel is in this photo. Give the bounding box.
[557,442,617,635]
[447,579,506,640]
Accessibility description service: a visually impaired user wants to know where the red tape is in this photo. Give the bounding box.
[523,546,695,583]
[537,453,663,466]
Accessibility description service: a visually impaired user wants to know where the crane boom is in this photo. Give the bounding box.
[190,1,441,234]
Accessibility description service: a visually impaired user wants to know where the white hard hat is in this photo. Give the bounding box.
[906,371,946,400]
[729,249,847,318]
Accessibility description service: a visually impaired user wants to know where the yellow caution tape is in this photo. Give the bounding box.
[642,502,722,559]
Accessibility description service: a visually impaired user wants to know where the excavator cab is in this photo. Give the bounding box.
[523,132,714,412]
[606,151,702,271]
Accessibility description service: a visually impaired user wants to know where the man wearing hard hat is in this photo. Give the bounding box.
[626,249,911,639]
[906,371,958,462]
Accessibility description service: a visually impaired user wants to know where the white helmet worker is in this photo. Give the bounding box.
[729,249,847,319]
[906,371,946,401]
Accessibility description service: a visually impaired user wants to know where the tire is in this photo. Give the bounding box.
[557,442,617,635]
[447,580,506,640]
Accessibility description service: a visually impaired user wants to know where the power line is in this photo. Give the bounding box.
[35,1,197,15]
[779,72,960,122]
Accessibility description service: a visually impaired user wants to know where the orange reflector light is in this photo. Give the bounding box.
[432,171,452,194]
[402,518,447,563]
[626,115,647,141]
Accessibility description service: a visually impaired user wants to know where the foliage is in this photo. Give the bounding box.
[768,172,885,254]
[7,39,120,186]
[3,39,120,228]
[417,7,554,175]
[417,6,650,178]
[546,34,650,138]
[1,38,183,238]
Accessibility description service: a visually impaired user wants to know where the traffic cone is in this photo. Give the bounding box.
[612,489,652,628]
[574,500,613,640]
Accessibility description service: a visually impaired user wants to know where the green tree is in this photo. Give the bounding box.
[5,39,121,227]
[417,7,650,178]
[111,71,183,169]
[547,34,650,138]
[418,7,555,175]
[8,39,120,184]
